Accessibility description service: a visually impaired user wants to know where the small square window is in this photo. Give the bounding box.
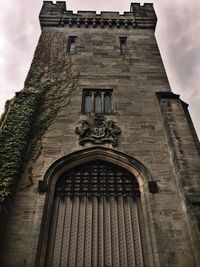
[82,89,113,114]
[67,36,77,54]
[120,37,127,54]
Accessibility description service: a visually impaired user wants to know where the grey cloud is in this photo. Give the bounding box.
[155,1,200,80]
[0,0,199,137]
[154,0,200,135]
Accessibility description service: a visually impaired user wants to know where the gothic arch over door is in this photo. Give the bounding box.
[36,147,157,267]
[46,160,143,267]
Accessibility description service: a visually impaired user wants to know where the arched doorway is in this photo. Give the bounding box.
[36,147,157,267]
[45,160,143,267]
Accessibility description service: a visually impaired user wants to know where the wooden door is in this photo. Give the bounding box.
[45,160,144,267]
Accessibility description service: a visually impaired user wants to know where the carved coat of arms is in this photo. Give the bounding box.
[75,116,121,146]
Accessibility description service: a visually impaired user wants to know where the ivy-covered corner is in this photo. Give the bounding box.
[0,92,40,213]
[0,30,80,213]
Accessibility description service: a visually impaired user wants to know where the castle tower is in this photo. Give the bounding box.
[0,2,200,266]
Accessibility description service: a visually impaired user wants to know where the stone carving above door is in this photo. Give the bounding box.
[75,115,121,146]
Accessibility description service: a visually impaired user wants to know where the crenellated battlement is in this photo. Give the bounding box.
[40,1,67,15]
[130,3,156,18]
[39,1,157,30]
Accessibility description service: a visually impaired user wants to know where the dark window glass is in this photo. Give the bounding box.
[82,89,113,114]
[70,41,76,53]
[84,95,92,113]
[95,95,101,113]
[104,95,111,113]
[120,37,127,54]
[67,36,77,54]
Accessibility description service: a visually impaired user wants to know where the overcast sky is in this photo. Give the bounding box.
[0,0,199,137]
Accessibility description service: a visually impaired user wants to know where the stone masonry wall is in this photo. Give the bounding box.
[0,3,200,267]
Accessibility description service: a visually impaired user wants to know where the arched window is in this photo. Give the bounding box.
[84,94,92,113]
[104,94,112,113]
[94,94,101,113]
[82,89,113,114]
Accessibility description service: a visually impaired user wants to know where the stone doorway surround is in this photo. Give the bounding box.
[35,147,160,267]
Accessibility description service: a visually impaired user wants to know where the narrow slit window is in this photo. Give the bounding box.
[104,95,112,113]
[120,37,127,54]
[67,36,77,54]
[94,95,102,113]
[84,95,92,113]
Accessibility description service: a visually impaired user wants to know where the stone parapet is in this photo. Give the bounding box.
[39,1,157,30]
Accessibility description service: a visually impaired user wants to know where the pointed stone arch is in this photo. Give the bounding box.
[40,146,156,189]
[36,147,159,267]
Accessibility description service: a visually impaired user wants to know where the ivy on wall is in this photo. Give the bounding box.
[0,29,79,213]
[0,92,40,211]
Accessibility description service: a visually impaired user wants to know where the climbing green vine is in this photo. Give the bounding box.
[0,92,40,211]
[0,29,79,213]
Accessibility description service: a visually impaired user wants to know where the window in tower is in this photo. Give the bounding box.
[104,94,112,113]
[94,94,101,113]
[67,36,77,54]
[82,89,113,114]
[84,94,92,113]
[120,37,127,54]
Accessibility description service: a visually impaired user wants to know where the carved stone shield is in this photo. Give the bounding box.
[91,126,106,138]
[75,115,121,146]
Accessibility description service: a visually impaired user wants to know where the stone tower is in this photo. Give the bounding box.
[0,1,200,267]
